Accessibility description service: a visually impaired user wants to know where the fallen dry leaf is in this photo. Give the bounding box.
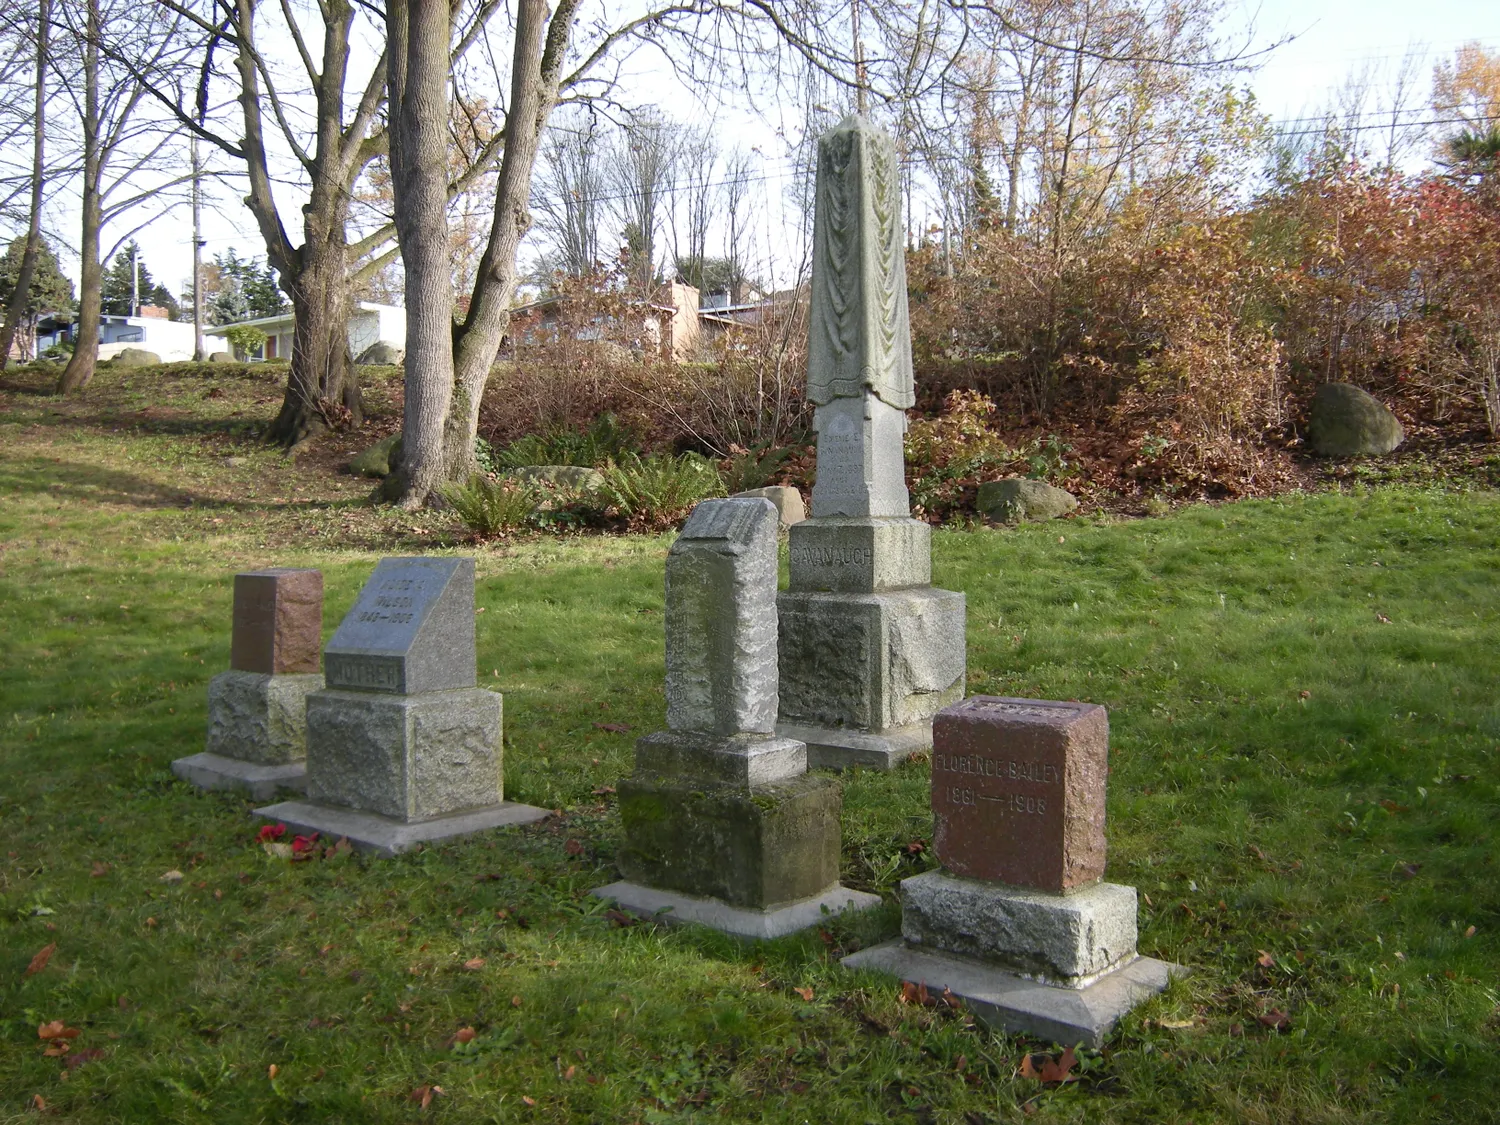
[605,908,636,928]
[1465,925,1477,938]
[592,722,631,733]
[1256,950,1275,968]
[1256,1008,1291,1032]
[1375,612,1392,624]
[409,1084,444,1108]
[90,862,109,878]
[1158,1018,1195,1029]
[511,995,523,1008]
[793,986,814,1001]
[25,944,56,977]
[268,1064,279,1080]
[160,870,184,884]
[522,1095,537,1107]
[462,958,486,971]
[31,1095,45,1110]
[591,785,616,796]
[454,1027,477,1044]
[65,1048,104,1069]
[38,1022,79,1041]
[564,838,585,856]
[563,1065,576,1081]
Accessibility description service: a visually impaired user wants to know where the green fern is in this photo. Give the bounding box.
[439,475,539,537]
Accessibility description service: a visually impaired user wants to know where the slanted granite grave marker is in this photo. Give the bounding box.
[594,497,878,938]
[777,116,966,770]
[843,696,1178,1046]
[256,558,546,853]
[172,569,324,799]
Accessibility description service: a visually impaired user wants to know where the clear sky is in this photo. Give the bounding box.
[47,1,1500,302]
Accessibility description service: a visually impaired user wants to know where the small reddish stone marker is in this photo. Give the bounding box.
[843,695,1178,1047]
[230,569,323,674]
[932,696,1107,892]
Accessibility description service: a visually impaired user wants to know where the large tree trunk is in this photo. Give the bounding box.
[57,0,100,395]
[265,246,363,445]
[387,0,456,506]
[0,0,48,371]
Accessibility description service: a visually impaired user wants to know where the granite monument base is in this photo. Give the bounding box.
[841,942,1180,1048]
[305,687,503,821]
[594,880,880,940]
[617,773,844,911]
[171,751,307,801]
[254,797,549,856]
[204,669,323,764]
[778,718,935,771]
[900,870,1138,987]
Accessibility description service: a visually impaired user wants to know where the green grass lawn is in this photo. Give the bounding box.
[2,363,1499,1122]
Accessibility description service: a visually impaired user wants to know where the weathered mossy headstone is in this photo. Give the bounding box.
[172,569,324,799]
[844,696,1180,1046]
[256,557,546,853]
[1307,383,1404,456]
[777,116,966,771]
[594,497,878,938]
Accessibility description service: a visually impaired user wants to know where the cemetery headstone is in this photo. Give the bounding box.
[843,696,1179,1046]
[172,568,324,800]
[255,557,546,853]
[594,497,878,938]
[777,115,966,770]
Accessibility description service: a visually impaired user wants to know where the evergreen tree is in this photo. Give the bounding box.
[100,241,181,319]
[207,247,287,324]
[0,236,75,314]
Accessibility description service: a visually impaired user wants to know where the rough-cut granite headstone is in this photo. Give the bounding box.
[255,557,544,853]
[597,497,877,938]
[844,696,1178,1047]
[777,116,966,771]
[732,486,805,528]
[173,568,324,800]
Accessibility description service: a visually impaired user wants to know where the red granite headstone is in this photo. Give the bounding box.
[230,569,323,674]
[931,696,1108,893]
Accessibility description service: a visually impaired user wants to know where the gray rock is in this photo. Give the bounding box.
[665,498,780,737]
[733,485,806,527]
[1308,382,1404,456]
[788,517,929,593]
[171,752,306,801]
[350,433,401,477]
[203,669,323,765]
[304,687,502,820]
[977,477,1078,523]
[900,870,1137,987]
[322,557,477,695]
[594,880,880,940]
[114,347,161,366]
[508,465,605,492]
[208,351,234,363]
[356,341,403,365]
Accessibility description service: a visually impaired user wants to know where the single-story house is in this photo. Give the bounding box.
[508,280,702,361]
[206,301,406,362]
[95,313,197,362]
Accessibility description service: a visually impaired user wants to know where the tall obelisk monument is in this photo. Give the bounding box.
[777,116,967,770]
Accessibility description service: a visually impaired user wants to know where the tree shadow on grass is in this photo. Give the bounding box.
[0,455,351,513]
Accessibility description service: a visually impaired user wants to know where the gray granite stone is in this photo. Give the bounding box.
[807,116,915,412]
[809,396,911,520]
[323,558,477,694]
[255,798,548,856]
[304,687,502,821]
[732,486,805,527]
[900,869,1137,987]
[788,517,930,593]
[976,478,1079,524]
[778,719,936,772]
[778,587,966,735]
[632,730,806,786]
[842,942,1180,1047]
[665,498,780,736]
[204,669,323,765]
[171,752,306,801]
[595,881,880,940]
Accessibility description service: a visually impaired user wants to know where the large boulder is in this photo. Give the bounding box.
[507,465,605,492]
[114,347,161,366]
[350,433,402,477]
[1307,383,1404,456]
[733,485,806,527]
[977,477,1078,523]
[356,341,403,365]
[207,351,235,363]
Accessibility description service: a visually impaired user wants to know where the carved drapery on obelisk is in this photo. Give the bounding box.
[807,117,915,412]
[778,116,967,771]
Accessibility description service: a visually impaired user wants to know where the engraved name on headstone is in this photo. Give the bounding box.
[932,696,1107,893]
[322,558,477,695]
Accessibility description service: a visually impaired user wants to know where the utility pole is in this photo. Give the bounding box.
[191,136,204,359]
[851,0,866,115]
[131,244,139,316]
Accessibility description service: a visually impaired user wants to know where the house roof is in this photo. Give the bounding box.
[205,301,403,335]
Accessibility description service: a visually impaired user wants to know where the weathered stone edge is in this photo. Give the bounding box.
[172,752,307,801]
[592,880,881,940]
[254,799,549,856]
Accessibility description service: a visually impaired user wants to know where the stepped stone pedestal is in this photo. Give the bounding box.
[776,116,966,771]
[594,498,878,938]
[844,696,1180,1046]
[257,557,546,854]
[173,568,323,799]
